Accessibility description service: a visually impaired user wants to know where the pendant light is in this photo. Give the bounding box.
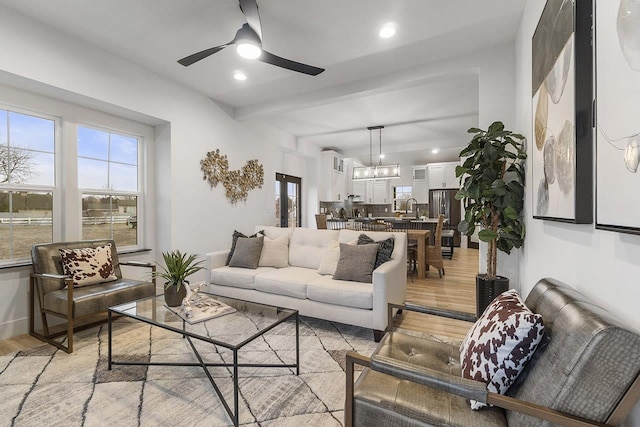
[352,126,400,180]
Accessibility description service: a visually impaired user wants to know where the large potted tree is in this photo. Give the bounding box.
[455,121,527,316]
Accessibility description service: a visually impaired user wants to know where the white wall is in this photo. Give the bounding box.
[0,5,308,338]
[516,2,640,425]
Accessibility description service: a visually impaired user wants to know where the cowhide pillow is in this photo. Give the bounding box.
[459,289,545,410]
[59,244,118,288]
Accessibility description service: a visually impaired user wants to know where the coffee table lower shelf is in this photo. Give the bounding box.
[107,295,300,427]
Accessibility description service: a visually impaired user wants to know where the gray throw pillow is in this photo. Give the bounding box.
[333,243,378,283]
[357,234,395,269]
[229,236,264,269]
[226,229,264,265]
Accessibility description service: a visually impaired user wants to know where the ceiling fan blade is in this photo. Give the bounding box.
[178,44,229,66]
[260,50,325,76]
[239,0,262,41]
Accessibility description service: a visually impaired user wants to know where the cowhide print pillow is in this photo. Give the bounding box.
[459,289,545,410]
[59,244,118,288]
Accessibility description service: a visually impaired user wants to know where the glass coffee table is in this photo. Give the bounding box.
[108,293,299,427]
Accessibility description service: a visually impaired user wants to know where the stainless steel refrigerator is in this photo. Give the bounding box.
[429,189,461,246]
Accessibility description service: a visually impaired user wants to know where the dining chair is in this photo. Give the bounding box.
[426,214,445,277]
[315,214,328,229]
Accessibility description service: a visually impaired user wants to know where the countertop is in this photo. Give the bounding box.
[328,217,445,223]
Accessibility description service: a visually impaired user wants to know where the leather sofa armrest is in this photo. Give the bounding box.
[119,260,154,268]
[403,302,477,322]
[31,272,68,280]
[370,353,488,403]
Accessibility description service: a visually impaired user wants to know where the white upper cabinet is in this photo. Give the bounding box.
[412,165,428,181]
[427,162,460,190]
[320,151,346,201]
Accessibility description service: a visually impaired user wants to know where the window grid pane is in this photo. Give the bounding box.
[0,190,53,260]
[77,126,138,191]
[81,194,137,247]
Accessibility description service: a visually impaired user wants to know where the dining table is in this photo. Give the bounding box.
[405,229,431,279]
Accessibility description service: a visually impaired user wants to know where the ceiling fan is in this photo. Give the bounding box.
[178,0,325,76]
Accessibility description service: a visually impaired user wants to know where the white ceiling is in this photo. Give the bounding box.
[0,0,526,166]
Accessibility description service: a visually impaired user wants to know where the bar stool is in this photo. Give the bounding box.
[441,229,454,259]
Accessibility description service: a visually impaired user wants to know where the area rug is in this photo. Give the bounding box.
[0,316,381,427]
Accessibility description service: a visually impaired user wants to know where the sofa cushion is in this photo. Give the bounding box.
[317,240,340,275]
[255,225,294,240]
[333,243,378,283]
[288,228,339,269]
[254,267,321,299]
[59,244,118,288]
[339,229,404,260]
[226,229,264,265]
[460,289,545,410]
[307,275,373,309]
[258,235,289,268]
[229,236,264,269]
[210,266,274,290]
[357,234,395,269]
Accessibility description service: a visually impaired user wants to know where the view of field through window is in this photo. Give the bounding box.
[0,109,55,261]
[78,126,139,248]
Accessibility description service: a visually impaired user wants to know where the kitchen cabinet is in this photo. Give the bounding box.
[412,165,428,181]
[364,180,389,203]
[319,151,345,201]
[412,165,429,202]
[427,162,459,190]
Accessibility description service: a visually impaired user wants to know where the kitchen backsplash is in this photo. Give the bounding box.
[319,202,428,218]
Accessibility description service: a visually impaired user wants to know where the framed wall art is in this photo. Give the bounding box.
[595,0,640,234]
[532,0,593,223]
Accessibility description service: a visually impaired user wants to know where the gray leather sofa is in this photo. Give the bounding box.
[346,278,640,426]
[30,239,156,353]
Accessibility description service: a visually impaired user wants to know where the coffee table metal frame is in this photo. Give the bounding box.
[108,294,299,427]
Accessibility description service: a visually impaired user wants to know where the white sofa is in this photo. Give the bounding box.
[205,225,407,337]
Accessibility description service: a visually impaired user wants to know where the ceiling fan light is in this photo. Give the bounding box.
[236,42,262,59]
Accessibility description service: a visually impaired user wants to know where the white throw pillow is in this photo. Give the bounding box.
[317,240,340,275]
[258,235,289,268]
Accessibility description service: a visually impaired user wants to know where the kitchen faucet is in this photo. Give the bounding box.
[406,198,419,218]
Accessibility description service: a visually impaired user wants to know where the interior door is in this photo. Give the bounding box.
[276,173,301,228]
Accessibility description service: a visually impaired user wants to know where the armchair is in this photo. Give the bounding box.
[346,278,640,427]
[30,239,156,353]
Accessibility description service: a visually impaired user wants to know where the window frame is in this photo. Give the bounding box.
[393,185,413,212]
[0,104,60,265]
[77,123,144,250]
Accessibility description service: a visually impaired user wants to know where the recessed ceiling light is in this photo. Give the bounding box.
[379,153,385,159]
[432,148,439,154]
[379,23,396,39]
[233,71,247,81]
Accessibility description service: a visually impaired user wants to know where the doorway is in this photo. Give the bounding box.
[276,173,301,227]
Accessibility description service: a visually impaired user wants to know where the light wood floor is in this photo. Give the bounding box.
[395,246,478,340]
[0,247,479,355]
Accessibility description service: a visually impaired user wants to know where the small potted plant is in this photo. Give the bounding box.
[455,121,527,316]
[153,250,204,307]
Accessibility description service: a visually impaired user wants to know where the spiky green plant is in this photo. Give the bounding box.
[153,250,203,290]
[455,121,527,279]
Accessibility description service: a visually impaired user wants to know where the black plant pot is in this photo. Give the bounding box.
[164,283,187,307]
[476,275,509,317]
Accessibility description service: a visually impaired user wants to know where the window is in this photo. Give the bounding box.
[393,185,412,211]
[0,109,56,262]
[276,173,301,227]
[78,126,140,248]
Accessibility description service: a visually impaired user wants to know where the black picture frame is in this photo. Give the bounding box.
[594,0,640,235]
[531,0,593,224]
